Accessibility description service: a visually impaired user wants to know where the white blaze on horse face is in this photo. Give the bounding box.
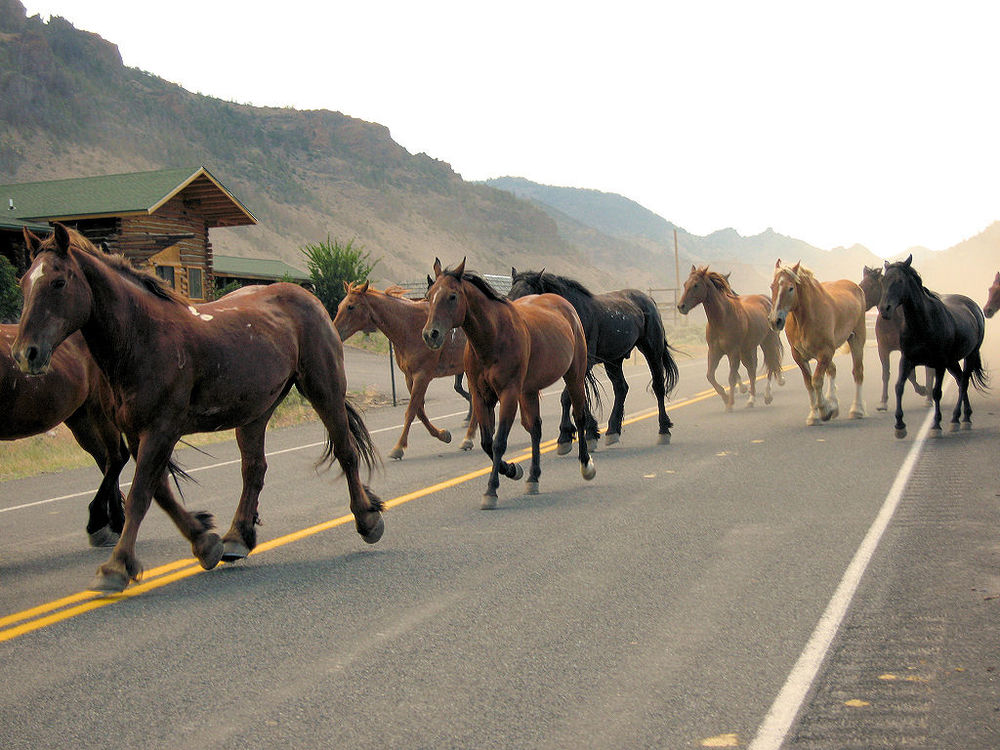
[26,261,46,294]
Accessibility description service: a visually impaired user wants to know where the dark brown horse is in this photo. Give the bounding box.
[858,265,931,410]
[13,224,384,593]
[984,272,1000,319]
[677,265,784,410]
[333,281,477,458]
[1,325,127,546]
[423,259,596,509]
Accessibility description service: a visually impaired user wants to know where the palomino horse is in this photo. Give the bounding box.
[13,224,384,593]
[423,259,596,509]
[858,265,932,410]
[768,260,867,425]
[508,269,677,446]
[879,255,987,438]
[1,325,127,546]
[333,281,477,458]
[676,265,784,410]
[984,272,1000,318]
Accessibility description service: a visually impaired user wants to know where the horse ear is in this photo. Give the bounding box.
[903,254,913,268]
[884,260,890,270]
[511,266,517,279]
[433,258,443,278]
[426,274,433,289]
[52,222,71,256]
[724,272,731,280]
[791,261,801,274]
[994,271,1000,284]
[22,227,43,258]
[359,280,369,294]
[690,264,697,274]
[343,280,351,293]
[775,258,782,269]
[455,257,466,277]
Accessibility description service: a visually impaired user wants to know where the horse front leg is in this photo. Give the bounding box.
[519,391,542,494]
[740,349,759,408]
[453,373,472,426]
[556,387,575,455]
[817,358,839,421]
[946,362,970,431]
[893,356,916,438]
[705,346,729,409]
[482,392,522,510]
[848,335,866,419]
[388,373,420,460]
[566,372,596,482]
[64,408,128,547]
[791,349,819,425]
[877,342,891,411]
[604,360,628,443]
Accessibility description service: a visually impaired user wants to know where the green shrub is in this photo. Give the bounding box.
[300,236,378,318]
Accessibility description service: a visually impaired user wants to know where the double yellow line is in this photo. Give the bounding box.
[0,389,718,643]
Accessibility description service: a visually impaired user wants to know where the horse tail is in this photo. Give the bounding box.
[661,338,680,397]
[584,368,604,416]
[966,349,990,393]
[762,330,784,377]
[318,399,382,475]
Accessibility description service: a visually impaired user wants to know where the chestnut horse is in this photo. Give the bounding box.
[1,325,127,546]
[422,259,596,509]
[333,281,477,458]
[769,260,867,425]
[676,265,784,410]
[985,272,1000,319]
[879,255,987,438]
[13,225,384,593]
[858,265,931,410]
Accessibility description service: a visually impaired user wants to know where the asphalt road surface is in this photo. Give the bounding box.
[1,330,998,749]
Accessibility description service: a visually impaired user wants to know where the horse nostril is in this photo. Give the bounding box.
[25,345,38,363]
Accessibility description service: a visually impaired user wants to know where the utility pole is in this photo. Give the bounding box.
[673,228,681,326]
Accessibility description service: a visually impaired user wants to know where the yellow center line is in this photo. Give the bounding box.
[0,387,720,643]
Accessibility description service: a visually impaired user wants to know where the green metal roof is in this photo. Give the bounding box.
[0,166,256,227]
[213,254,310,282]
[0,216,51,232]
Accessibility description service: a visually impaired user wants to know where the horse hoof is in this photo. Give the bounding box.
[196,534,224,570]
[930,427,943,438]
[725,404,734,413]
[440,429,452,444]
[877,404,888,412]
[481,494,498,510]
[962,421,972,431]
[556,441,572,455]
[221,539,251,562]
[88,526,120,548]
[950,422,960,433]
[89,569,129,595]
[361,514,384,544]
[745,401,755,409]
[581,458,596,481]
[510,463,524,481]
[525,481,539,495]
[388,447,404,460]
[461,417,470,427]
[460,439,474,451]
[850,410,865,420]
[764,394,773,405]
[604,432,620,446]
[657,432,671,445]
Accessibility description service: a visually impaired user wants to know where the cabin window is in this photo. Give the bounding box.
[155,265,175,288]
[188,267,204,300]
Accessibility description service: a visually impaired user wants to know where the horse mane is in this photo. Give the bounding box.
[517,270,595,299]
[886,260,941,301]
[697,266,739,299]
[446,266,509,304]
[48,227,188,306]
[383,285,408,298]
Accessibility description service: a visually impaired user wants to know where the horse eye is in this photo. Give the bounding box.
[448,293,457,302]
[787,286,794,293]
[51,278,66,290]
[347,305,355,311]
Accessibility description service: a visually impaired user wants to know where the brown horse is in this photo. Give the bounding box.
[676,265,784,410]
[333,281,477,458]
[1,325,127,546]
[769,260,867,425]
[858,265,931,410]
[985,272,1000,319]
[13,224,384,593]
[422,258,596,509]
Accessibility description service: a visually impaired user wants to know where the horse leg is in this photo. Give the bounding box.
[791,349,820,425]
[453,373,472,426]
[892,357,916,438]
[726,353,742,410]
[637,338,673,443]
[556,386,575,455]
[64,407,128,547]
[460,412,477,451]
[409,371,453,447]
[482,392,522,510]
[741,348,759,408]
[220,416,271,561]
[877,342,891,411]
[848,334,866,419]
[706,346,729,409]
[946,361,968,431]
[519,391,543,494]
[928,367,946,435]
[604,360,628,444]
[388,373,419,460]
[923,367,934,406]
[566,370,596,481]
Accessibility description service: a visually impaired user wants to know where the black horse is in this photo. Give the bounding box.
[878,255,988,439]
[509,269,679,448]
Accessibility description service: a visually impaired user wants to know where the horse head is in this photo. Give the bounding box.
[768,259,801,332]
[333,280,376,339]
[984,271,1000,319]
[13,224,94,376]
[508,267,545,300]
[857,265,884,311]
[677,265,708,314]
[423,257,467,350]
[878,254,915,321]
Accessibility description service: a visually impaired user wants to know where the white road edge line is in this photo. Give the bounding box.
[747,397,942,750]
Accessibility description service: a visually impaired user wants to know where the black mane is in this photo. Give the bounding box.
[886,260,940,301]
[513,270,594,300]
[447,267,509,304]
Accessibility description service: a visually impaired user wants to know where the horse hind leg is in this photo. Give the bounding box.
[220,417,272,561]
[741,350,759,408]
[65,408,128,547]
[556,387,575,455]
[603,360,628,444]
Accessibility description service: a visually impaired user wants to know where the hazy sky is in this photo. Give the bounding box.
[20,1,1000,258]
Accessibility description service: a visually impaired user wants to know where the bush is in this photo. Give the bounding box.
[300,236,378,318]
[0,255,21,323]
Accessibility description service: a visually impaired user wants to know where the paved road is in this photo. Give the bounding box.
[0,333,998,749]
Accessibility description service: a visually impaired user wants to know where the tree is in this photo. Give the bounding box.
[0,255,21,323]
[300,236,378,318]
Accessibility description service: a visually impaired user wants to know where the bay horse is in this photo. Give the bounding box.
[508,268,678,447]
[984,272,1000,319]
[13,224,384,593]
[858,265,932,410]
[768,260,867,425]
[676,265,784,410]
[878,255,987,438]
[333,280,477,458]
[1,325,127,546]
[423,259,596,509]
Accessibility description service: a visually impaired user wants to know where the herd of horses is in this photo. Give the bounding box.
[4,223,994,593]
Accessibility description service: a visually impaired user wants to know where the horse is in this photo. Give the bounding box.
[13,224,384,593]
[984,272,1000,319]
[768,260,867,425]
[858,265,932,410]
[878,255,987,438]
[676,265,784,410]
[508,268,678,447]
[1,325,127,547]
[333,280,477,458]
[423,258,596,509]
